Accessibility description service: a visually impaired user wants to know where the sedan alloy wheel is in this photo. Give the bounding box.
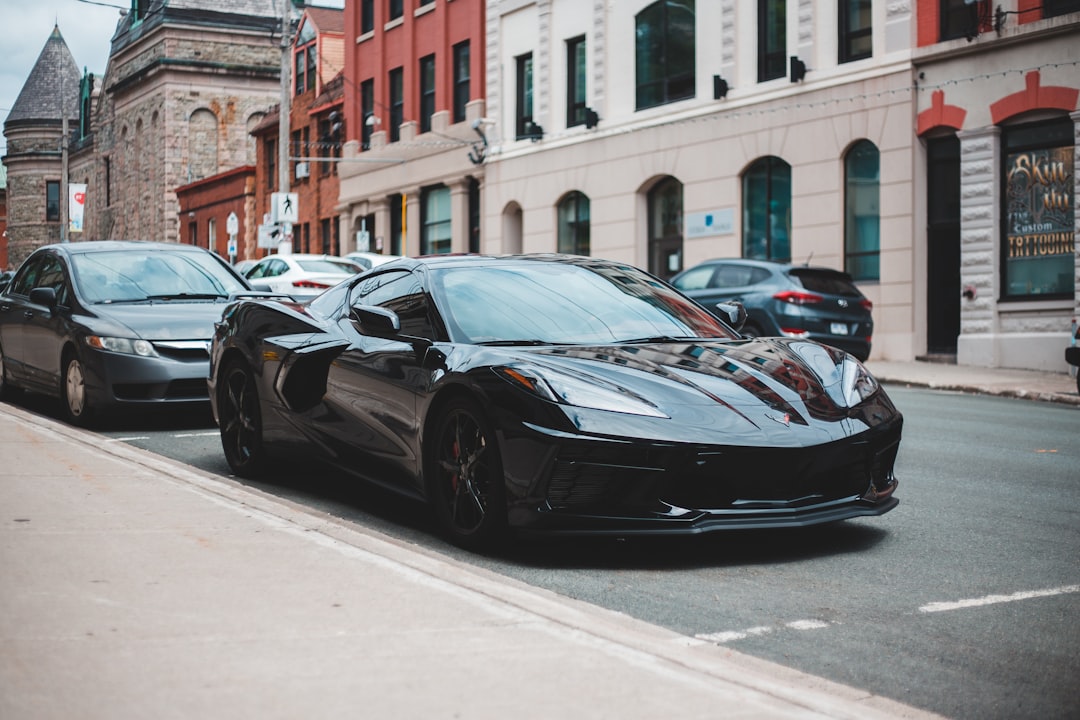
[218,360,266,477]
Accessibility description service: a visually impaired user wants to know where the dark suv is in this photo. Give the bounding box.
[670,258,874,361]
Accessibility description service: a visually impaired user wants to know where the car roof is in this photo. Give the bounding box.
[39,240,214,255]
[686,258,854,277]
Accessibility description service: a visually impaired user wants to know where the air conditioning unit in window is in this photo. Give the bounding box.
[295,162,310,179]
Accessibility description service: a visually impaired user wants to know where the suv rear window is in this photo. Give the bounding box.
[790,269,862,297]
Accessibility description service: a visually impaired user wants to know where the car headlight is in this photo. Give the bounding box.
[841,357,879,406]
[86,335,159,357]
[494,363,668,418]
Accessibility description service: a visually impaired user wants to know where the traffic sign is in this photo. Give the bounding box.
[271,192,299,224]
[226,211,239,236]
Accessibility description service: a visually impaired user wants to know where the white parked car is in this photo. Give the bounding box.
[344,251,403,270]
[244,254,362,299]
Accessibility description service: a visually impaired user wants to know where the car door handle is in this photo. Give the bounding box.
[23,310,35,319]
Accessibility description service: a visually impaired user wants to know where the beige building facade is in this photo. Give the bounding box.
[473,0,1079,371]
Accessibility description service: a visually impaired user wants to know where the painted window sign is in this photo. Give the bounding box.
[1004,145,1075,298]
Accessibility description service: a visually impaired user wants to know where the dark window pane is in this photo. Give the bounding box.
[839,0,872,63]
[758,0,786,82]
[420,54,435,133]
[453,41,470,123]
[845,140,880,280]
[46,181,60,222]
[389,67,403,143]
[635,0,696,110]
[742,157,791,262]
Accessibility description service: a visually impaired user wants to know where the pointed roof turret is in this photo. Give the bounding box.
[6,25,80,126]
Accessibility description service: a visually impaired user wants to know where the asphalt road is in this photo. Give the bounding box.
[14,385,1080,719]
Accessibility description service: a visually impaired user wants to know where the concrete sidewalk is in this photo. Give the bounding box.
[867,360,1079,407]
[0,403,942,720]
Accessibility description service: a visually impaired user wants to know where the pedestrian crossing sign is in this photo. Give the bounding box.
[271,192,299,224]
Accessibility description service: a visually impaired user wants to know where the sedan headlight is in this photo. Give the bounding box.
[494,363,668,418]
[85,335,159,357]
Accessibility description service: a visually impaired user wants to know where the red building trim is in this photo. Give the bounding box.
[989,71,1079,125]
[918,90,967,135]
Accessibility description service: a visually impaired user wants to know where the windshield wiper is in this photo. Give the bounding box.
[616,335,699,344]
[144,293,230,301]
[476,339,561,346]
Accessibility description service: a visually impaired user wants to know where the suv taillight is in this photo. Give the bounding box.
[774,290,823,305]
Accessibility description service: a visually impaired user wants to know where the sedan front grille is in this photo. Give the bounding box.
[153,340,210,362]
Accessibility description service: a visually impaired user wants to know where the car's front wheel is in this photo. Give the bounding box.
[426,396,507,551]
[61,351,94,427]
[218,359,267,477]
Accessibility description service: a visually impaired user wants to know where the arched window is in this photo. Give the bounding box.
[557,192,590,255]
[844,140,880,280]
[188,109,218,180]
[635,0,696,110]
[647,176,684,279]
[742,157,790,261]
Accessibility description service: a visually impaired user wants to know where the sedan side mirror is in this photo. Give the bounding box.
[716,301,747,332]
[29,286,58,309]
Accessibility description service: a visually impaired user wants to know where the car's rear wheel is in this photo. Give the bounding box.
[218,359,267,477]
[426,396,507,551]
[61,351,95,427]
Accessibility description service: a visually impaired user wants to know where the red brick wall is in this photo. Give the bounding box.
[175,167,255,261]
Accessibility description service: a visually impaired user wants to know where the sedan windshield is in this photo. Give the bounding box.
[433,261,738,345]
[296,259,361,274]
[72,250,249,303]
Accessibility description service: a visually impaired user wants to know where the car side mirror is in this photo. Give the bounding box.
[350,304,401,336]
[29,286,58,308]
[716,301,747,332]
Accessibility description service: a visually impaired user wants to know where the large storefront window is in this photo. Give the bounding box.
[1002,117,1075,300]
[742,157,791,262]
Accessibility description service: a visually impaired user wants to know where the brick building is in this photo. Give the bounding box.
[250,6,346,260]
[337,0,487,257]
[176,165,257,261]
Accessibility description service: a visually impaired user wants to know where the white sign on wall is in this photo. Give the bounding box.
[685,208,735,239]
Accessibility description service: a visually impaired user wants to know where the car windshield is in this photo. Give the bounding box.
[433,261,738,345]
[72,250,248,303]
[296,258,361,274]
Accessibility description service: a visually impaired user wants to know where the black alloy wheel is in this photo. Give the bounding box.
[61,351,94,427]
[218,360,267,477]
[426,396,507,551]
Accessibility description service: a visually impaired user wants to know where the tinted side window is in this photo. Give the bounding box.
[712,264,768,288]
[672,265,714,290]
[10,256,47,296]
[352,270,436,340]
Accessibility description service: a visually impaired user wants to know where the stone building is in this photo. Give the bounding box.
[1,26,81,265]
[75,0,287,246]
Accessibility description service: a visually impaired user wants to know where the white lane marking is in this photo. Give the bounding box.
[173,431,219,438]
[105,436,150,442]
[919,584,1080,613]
[695,619,834,644]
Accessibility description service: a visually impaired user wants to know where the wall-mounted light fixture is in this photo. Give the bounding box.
[364,113,381,127]
[790,56,807,83]
[713,75,729,99]
[584,108,599,129]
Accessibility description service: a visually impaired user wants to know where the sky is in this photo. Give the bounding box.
[0,0,344,158]
[1,0,122,155]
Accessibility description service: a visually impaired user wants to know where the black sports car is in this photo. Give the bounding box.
[0,241,254,426]
[209,254,901,550]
